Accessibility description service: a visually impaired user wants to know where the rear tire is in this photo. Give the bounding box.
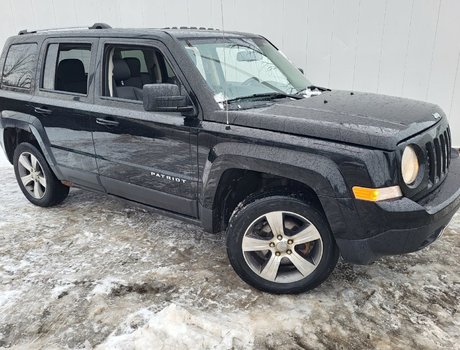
[226,195,339,294]
[13,142,69,207]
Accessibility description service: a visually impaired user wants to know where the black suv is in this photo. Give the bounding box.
[1,23,459,293]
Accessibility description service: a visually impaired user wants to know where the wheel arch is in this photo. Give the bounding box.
[1,111,63,179]
[199,142,350,235]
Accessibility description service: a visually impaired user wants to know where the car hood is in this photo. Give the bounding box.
[212,90,444,150]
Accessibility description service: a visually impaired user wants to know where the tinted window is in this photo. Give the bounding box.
[120,49,148,73]
[42,43,91,94]
[2,43,38,90]
[103,45,180,100]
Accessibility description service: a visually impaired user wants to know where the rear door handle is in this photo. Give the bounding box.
[96,118,119,127]
[34,106,52,115]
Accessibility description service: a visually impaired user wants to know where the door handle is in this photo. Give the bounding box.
[96,118,119,127]
[34,106,52,115]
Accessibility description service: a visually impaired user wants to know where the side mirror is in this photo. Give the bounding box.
[143,84,195,116]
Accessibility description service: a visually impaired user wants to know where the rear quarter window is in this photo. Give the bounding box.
[1,43,38,91]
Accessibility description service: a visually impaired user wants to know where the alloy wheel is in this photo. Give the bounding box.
[17,152,47,199]
[242,211,323,283]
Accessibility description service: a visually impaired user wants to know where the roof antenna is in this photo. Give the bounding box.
[220,0,231,130]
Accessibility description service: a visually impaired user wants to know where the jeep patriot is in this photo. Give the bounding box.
[0,23,459,293]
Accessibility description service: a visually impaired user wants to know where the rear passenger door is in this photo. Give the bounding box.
[31,38,102,190]
[91,39,199,217]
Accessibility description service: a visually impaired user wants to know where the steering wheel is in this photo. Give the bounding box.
[242,77,260,86]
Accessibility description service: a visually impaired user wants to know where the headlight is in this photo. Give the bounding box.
[401,145,420,185]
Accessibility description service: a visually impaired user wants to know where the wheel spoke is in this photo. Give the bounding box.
[34,181,44,198]
[31,155,38,171]
[37,175,46,188]
[19,154,32,171]
[291,224,321,245]
[260,253,282,281]
[242,237,270,252]
[288,251,316,276]
[21,174,34,186]
[265,211,284,237]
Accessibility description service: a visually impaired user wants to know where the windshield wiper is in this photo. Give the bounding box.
[224,92,303,104]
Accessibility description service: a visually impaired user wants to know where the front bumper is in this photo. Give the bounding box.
[337,151,460,264]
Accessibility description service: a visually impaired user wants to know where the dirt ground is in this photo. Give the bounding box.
[0,161,459,349]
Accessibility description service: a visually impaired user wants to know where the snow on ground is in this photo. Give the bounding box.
[0,152,10,167]
[0,164,459,349]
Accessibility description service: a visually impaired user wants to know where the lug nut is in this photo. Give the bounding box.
[287,239,293,244]
[277,235,283,240]
[269,242,275,247]
[287,249,292,255]
[275,251,281,256]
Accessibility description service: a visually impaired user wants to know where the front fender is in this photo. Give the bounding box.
[0,110,63,179]
[199,142,354,236]
[201,142,348,207]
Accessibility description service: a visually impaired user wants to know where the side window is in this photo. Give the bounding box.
[164,59,177,81]
[103,45,181,101]
[41,43,91,95]
[120,50,148,73]
[1,43,38,90]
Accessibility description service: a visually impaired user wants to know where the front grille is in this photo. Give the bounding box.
[425,126,451,186]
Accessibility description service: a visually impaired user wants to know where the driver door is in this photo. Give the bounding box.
[92,39,199,217]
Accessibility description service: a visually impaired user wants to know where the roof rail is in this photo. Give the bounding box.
[18,29,33,35]
[18,23,111,35]
[163,26,219,31]
[89,23,112,30]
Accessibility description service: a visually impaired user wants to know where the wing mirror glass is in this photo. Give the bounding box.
[143,84,196,116]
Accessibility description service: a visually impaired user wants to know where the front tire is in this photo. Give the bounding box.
[13,142,69,207]
[226,195,339,294]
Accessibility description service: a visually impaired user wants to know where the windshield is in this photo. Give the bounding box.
[180,37,312,105]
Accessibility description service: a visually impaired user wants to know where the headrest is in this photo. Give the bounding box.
[124,57,141,77]
[56,59,85,82]
[113,59,131,81]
